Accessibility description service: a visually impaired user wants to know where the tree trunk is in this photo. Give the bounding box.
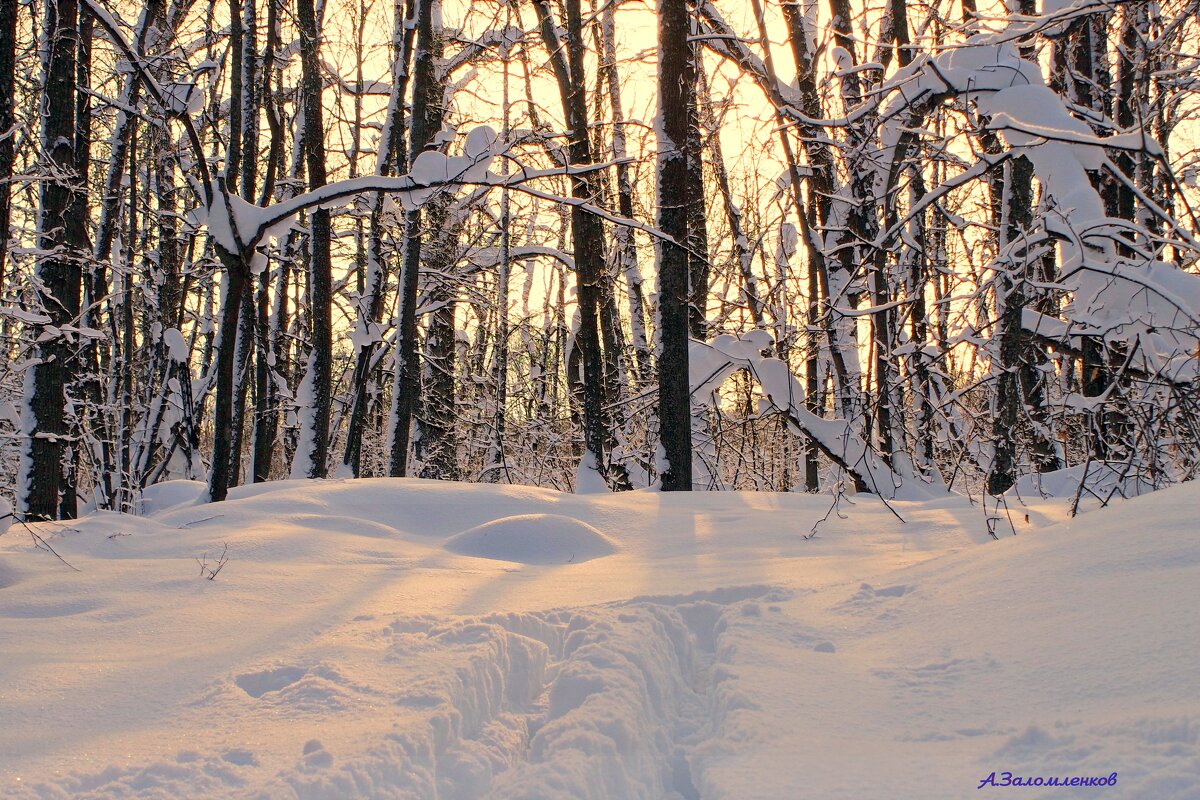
[294,0,332,479]
[387,0,442,477]
[0,0,17,289]
[656,0,695,492]
[208,241,252,502]
[251,0,285,481]
[342,0,412,477]
[20,0,85,520]
[534,0,628,490]
[419,267,459,479]
[683,5,708,341]
[59,7,94,518]
[600,3,651,386]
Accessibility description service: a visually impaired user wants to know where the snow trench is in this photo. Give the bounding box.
[25,587,789,800]
[280,588,787,800]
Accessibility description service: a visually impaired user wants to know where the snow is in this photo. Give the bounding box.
[201,126,500,253]
[574,451,610,494]
[1008,462,1156,501]
[136,479,206,514]
[444,514,618,564]
[872,37,1200,384]
[161,328,189,363]
[2,478,1198,798]
[0,306,52,325]
[161,81,204,117]
[288,357,320,480]
[690,332,936,499]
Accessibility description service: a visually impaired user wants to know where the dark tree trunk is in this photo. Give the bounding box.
[779,0,831,491]
[656,0,695,492]
[150,90,198,483]
[296,0,332,478]
[419,260,459,480]
[683,6,708,341]
[208,241,252,502]
[987,0,1061,494]
[251,0,284,481]
[0,0,17,289]
[388,0,442,477]
[227,283,256,486]
[220,0,260,487]
[22,0,85,519]
[239,0,259,202]
[251,267,276,481]
[989,154,1035,496]
[534,0,629,490]
[1054,13,1123,462]
[59,8,94,518]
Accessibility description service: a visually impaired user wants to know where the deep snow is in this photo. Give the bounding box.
[1,478,1197,799]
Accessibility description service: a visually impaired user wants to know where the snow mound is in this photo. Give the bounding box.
[1009,461,1156,502]
[137,479,206,514]
[444,513,617,564]
[0,557,22,590]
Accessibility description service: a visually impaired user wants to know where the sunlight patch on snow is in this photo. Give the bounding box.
[2,479,1198,798]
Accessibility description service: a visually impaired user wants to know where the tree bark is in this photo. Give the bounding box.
[0,0,17,289]
[656,0,695,492]
[533,0,629,490]
[387,0,443,477]
[295,0,332,479]
[208,240,252,502]
[20,0,86,520]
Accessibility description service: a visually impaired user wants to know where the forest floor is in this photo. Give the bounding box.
[1,477,1197,799]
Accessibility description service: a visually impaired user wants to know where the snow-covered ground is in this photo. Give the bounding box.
[1,478,1197,799]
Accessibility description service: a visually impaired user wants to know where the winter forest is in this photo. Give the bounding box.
[4,0,1200,517]
[3,0,1200,796]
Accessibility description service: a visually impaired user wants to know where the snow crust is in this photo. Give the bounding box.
[2,479,1198,798]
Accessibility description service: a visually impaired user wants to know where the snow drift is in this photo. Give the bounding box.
[2,478,1198,798]
[444,514,618,564]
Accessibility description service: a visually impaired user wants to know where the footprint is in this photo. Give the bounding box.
[395,691,444,709]
[873,656,997,694]
[236,666,307,698]
[302,739,333,768]
[221,748,259,766]
[837,583,914,615]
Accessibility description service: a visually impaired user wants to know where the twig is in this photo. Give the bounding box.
[179,514,224,528]
[196,542,229,580]
[808,479,854,539]
[16,519,81,572]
